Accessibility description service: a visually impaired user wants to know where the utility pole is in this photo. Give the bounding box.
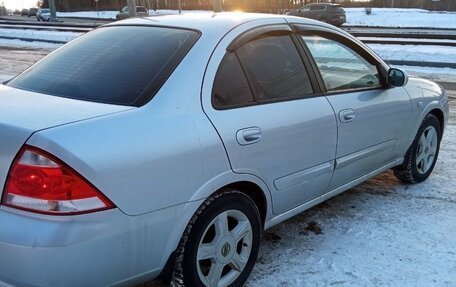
[49,0,57,21]
[95,0,99,18]
[391,0,394,8]
[178,0,182,13]
[213,0,222,12]
[128,0,137,17]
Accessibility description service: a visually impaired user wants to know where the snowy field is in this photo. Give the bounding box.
[56,9,208,19]
[0,45,455,287]
[367,44,456,63]
[345,8,456,28]
[53,8,456,29]
[0,28,81,43]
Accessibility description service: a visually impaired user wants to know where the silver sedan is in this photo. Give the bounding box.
[0,13,449,287]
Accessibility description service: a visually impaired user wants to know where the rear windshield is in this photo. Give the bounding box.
[7,26,199,106]
[42,9,50,13]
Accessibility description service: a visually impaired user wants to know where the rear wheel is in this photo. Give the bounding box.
[394,114,441,183]
[173,190,261,287]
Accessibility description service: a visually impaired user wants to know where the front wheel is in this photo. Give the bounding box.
[394,114,441,183]
[173,190,262,287]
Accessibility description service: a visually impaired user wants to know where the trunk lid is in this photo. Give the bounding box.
[0,84,134,195]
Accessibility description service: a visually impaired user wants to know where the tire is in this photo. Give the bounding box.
[173,189,262,287]
[394,114,441,184]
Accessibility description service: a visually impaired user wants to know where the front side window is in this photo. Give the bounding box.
[236,34,313,102]
[8,26,199,106]
[302,34,381,92]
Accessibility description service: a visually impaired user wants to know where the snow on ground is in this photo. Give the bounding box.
[0,38,62,51]
[367,43,456,63]
[0,28,81,43]
[345,8,456,28]
[2,46,455,287]
[0,47,51,82]
[56,9,208,19]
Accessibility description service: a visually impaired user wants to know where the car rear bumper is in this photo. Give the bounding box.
[0,201,201,287]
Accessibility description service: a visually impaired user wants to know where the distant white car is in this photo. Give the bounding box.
[116,5,149,20]
[36,8,50,21]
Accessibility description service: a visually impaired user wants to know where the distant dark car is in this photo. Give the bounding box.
[287,3,346,27]
[116,6,148,20]
[21,9,29,16]
[27,8,38,17]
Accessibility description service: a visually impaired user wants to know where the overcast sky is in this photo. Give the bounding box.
[4,0,37,10]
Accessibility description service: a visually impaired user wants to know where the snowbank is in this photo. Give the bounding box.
[0,28,81,43]
[345,8,456,28]
[367,43,456,63]
[56,9,208,20]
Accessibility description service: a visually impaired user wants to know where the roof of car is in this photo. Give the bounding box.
[106,12,323,34]
[307,3,341,5]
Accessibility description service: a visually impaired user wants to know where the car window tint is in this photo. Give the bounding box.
[213,53,255,108]
[311,5,325,10]
[302,34,381,92]
[7,26,199,106]
[236,35,313,102]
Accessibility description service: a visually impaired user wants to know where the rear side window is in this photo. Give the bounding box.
[311,5,326,10]
[213,53,255,108]
[8,26,199,106]
[137,7,148,13]
[236,35,313,102]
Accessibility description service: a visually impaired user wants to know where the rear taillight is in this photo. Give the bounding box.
[2,146,115,215]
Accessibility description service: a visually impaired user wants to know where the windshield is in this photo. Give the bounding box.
[7,26,199,106]
[42,9,50,13]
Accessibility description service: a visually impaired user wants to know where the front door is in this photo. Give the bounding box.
[298,29,411,189]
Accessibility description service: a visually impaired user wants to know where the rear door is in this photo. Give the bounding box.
[202,23,337,214]
[294,25,411,189]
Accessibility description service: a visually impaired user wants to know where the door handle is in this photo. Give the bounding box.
[339,109,355,123]
[236,127,263,146]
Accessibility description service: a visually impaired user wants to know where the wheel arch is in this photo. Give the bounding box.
[429,108,444,135]
[221,181,268,227]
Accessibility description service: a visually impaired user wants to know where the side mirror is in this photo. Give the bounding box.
[387,68,408,87]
